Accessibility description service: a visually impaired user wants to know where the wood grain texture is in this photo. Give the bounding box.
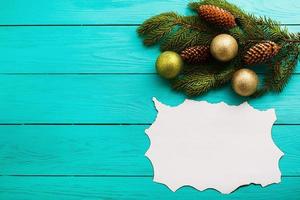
[0,125,299,176]
[0,74,299,124]
[0,0,300,198]
[0,176,299,200]
[0,0,299,25]
[0,26,299,73]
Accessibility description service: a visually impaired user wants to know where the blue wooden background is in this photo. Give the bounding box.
[0,0,299,199]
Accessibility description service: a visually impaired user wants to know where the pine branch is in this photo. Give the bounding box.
[172,65,237,97]
[137,12,217,52]
[172,72,216,96]
[267,44,299,92]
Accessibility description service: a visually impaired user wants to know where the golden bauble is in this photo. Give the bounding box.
[232,69,259,97]
[156,51,183,79]
[210,34,239,62]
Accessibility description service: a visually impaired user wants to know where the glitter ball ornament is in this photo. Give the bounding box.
[210,34,239,62]
[232,69,259,97]
[156,51,183,79]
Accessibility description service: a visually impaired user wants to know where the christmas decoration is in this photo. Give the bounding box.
[180,46,210,64]
[156,51,183,79]
[198,5,237,29]
[244,41,281,65]
[137,0,300,97]
[232,69,259,97]
[210,34,238,62]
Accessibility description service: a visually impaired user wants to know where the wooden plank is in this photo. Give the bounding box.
[0,26,299,73]
[0,74,299,124]
[0,176,299,200]
[0,0,299,25]
[0,125,150,175]
[0,125,299,176]
[0,26,158,73]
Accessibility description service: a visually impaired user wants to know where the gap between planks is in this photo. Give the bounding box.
[0,175,152,178]
[0,73,157,75]
[0,73,299,75]
[0,123,298,126]
[0,24,299,27]
[0,175,298,178]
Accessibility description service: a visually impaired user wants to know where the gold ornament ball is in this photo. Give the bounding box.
[156,51,183,79]
[210,34,239,62]
[232,69,259,97]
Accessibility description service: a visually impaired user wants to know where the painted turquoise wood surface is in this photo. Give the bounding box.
[0,177,299,200]
[0,74,300,124]
[0,26,299,73]
[0,0,299,24]
[0,0,299,199]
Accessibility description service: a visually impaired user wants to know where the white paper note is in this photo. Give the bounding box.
[145,98,284,194]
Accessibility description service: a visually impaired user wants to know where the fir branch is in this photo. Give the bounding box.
[137,12,217,51]
[172,72,216,96]
[172,66,237,97]
[142,22,174,46]
[267,44,299,92]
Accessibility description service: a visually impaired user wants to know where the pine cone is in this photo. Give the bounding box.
[181,46,210,64]
[198,5,237,29]
[243,41,281,65]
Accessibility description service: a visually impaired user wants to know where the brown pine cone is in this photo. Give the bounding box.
[243,41,281,65]
[181,46,210,64]
[198,5,237,29]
